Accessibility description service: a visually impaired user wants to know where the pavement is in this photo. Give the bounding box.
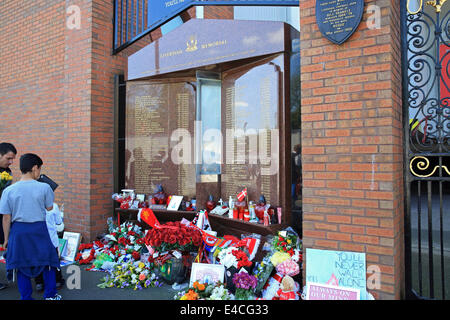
[0,261,178,300]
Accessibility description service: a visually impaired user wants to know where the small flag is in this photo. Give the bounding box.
[138,208,161,229]
[237,188,247,202]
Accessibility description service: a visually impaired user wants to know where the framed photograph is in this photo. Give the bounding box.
[61,232,82,262]
[58,238,67,258]
[189,263,225,286]
[136,194,145,202]
[130,200,140,209]
[167,195,183,211]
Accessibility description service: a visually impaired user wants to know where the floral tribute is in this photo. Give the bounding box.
[71,218,164,291]
[98,261,162,290]
[144,221,202,253]
[217,240,253,270]
[272,231,299,257]
[233,272,257,300]
[174,281,233,300]
[0,171,12,190]
[75,243,95,265]
[75,220,147,268]
[252,254,274,293]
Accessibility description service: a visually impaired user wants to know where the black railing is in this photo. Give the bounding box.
[112,0,299,54]
[402,0,450,300]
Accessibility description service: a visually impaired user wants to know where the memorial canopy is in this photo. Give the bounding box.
[128,19,297,80]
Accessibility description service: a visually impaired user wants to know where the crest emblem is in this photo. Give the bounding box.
[186,34,198,52]
[316,0,364,45]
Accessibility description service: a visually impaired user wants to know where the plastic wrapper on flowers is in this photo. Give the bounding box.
[272,227,301,257]
[252,254,274,294]
[276,258,300,277]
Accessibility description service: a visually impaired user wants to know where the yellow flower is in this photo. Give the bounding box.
[0,171,12,181]
[138,262,145,269]
[270,251,291,267]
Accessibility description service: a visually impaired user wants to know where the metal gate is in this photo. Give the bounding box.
[402,0,450,300]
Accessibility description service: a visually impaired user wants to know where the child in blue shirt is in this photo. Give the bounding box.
[0,153,61,300]
[35,204,65,291]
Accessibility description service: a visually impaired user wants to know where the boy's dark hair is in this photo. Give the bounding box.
[0,143,17,156]
[20,153,43,174]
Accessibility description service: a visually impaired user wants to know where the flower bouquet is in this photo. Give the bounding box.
[98,261,162,290]
[175,281,208,300]
[144,221,202,253]
[218,243,253,293]
[209,283,234,300]
[232,272,257,300]
[105,221,146,260]
[252,253,274,294]
[144,221,203,284]
[0,171,12,190]
[174,281,233,300]
[217,245,253,270]
[272,230,299,257]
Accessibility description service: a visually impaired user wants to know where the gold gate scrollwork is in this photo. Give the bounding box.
[407,0,448,14]
[410,156,450,177]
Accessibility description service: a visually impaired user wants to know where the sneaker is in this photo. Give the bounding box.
[0,283,7,290]
[45,294,62,300]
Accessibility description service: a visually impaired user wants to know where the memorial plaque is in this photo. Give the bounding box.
[221,55,282,207]
[315,0,364,45]
[126,81,196,198]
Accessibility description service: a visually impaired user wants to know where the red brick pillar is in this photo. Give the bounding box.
[300,0,404,299]
[63,0,93,240]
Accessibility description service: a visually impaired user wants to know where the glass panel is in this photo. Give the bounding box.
[221,55,283,207]
[197,78,222,177]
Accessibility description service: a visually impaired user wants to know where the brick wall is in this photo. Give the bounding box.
[203,5,234,19]
[1,0,406,299]
[300,0,404,299]
[0,1,66,204]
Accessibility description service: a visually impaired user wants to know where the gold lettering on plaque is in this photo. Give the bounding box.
[186,35,198,52]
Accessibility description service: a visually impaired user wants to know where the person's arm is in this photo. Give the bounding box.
[2,214,11,248]
[44,184,54,212]
[0,189,12,248]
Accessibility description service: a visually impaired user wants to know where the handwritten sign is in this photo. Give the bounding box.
[306,282,360,300]
[315,0,364,45]
[306,248,366,300]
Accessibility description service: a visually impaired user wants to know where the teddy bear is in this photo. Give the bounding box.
[276,275,299,300]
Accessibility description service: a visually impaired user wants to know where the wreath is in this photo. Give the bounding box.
[75,243,95,265]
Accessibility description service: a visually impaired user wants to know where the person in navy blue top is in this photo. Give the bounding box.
[0,142,17,291]
[0,153,61,300]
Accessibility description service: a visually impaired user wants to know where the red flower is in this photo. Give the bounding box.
[168,235,177,244]
[118,237,127,246]
[132,251,140,260]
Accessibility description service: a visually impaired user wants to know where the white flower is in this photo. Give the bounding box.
[218,248,238,269]
[209,285,231,300]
